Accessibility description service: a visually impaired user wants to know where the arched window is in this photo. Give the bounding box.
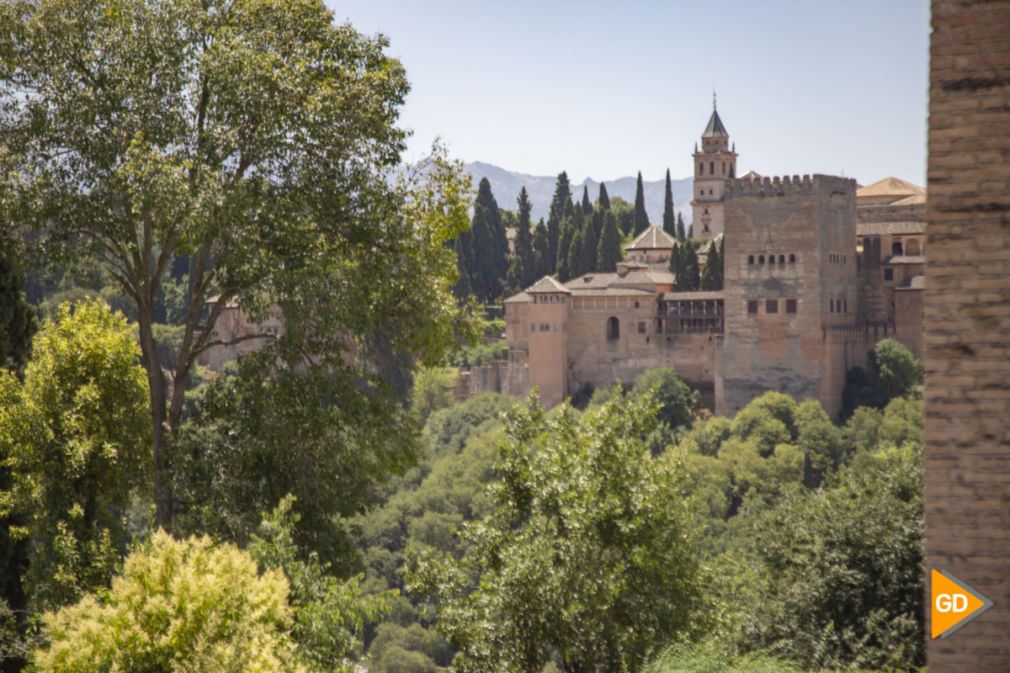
[789,254,796,263]
[779,254,785,264]
[892,241,904,256]
[710,161,714,175]
[768,255,775,265]
[699,163,703,174]
[758,255,765,264]
[606,316,620,340]
[748,255,754,265]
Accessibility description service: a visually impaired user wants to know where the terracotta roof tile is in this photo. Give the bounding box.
[626,225,676,251]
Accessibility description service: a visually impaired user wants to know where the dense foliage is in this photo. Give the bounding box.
[1,0,474,528]
[410,389,704,673]
[0,301,150,611]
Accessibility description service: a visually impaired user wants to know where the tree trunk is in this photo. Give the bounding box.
[137,303,173,529]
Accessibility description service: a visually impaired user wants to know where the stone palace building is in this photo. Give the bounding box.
[502,108,925,418]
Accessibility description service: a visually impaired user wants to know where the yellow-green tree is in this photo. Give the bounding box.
[0,300,150,611]
[32,531,301,673]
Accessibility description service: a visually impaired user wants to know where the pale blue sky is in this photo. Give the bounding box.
[325,1,930,187]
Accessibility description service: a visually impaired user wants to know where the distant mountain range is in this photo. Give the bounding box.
[463,161,694,227]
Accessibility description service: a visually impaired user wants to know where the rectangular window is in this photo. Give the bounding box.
[786,299,797,314]
[747,300,758,315]
[884,268,894,281]
[766,299,778,314]
[638,321,646,334]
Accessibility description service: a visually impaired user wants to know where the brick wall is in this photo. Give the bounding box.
[926,2,1010,670]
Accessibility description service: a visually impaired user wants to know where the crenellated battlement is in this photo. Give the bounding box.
[725,173,856,196]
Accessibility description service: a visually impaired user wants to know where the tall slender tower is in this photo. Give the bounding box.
[691,101,738,241]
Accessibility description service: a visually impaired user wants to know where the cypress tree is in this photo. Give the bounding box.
[683,243,700,291]
[598,182,610,210]
[672,242,700,291]
[556,215,576,283]
[532,218,550,280]
[581,185,592,215]
[662,168,676,239]
[470,178,506,302]
[633,171,649,236]
[688,223,694,239]
[700,241,721,290]
[596,210,623,272]
[546,172,572,273]
[590,208,603,242]
[669,243,684,287]
[568,228,585,280]
[580,210,598,274]
[719,236,725,283]
[511,186,536,288]
[676,212,687,242]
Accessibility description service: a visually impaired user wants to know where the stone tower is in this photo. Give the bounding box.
[716,174,859,418]
[691,104,738,241]
[525,276,570,408]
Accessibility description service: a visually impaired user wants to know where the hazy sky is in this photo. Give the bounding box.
[325,1,930,187]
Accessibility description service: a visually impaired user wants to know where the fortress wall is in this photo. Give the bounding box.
[925,2,1010,668]
[461,360,531,399]
[564,300,717,404]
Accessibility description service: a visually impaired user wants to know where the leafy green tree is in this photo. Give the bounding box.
[171,350,422,573]
[662,169,676,239]
[1,0,472,528]
[248,496,390,673]
[422,392,514,459]
[452,229,476,300]
[598,182,611,210]
[32,531,301,673]
[631,367,699,431]
[596,210,624,272]
[0,237,37,374]
[410,390,704,673]
[611,197,635,236]
[870,338,923,401]
[742,443,924,670]
[0,300,150,611]
[634,171,650,235]
[794,399,844,486]
[410,367,457,426]
[841,339,923,418]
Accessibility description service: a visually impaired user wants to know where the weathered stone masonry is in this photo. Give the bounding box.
[925,2,1010,670]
